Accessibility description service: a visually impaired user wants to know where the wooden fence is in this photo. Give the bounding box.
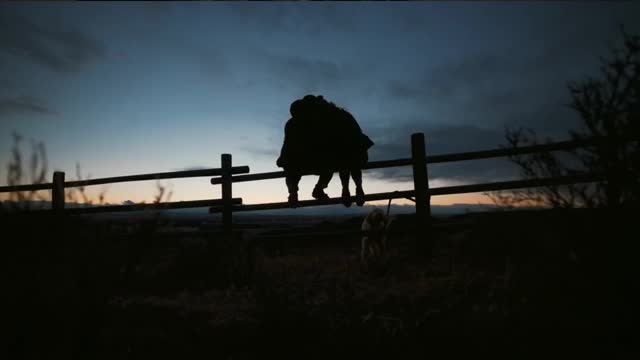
[1,132,632,255]
[0,166,249,214]
[208,132,624,255]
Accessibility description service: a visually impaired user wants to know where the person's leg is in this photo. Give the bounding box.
[350,168,363,188]
[317,171,334,188]
[285,171,302,206]
[351,169,365,206]
[312,171,333,200]
[339,171,352,207]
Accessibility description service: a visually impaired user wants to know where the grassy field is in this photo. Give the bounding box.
[2,207,638,359]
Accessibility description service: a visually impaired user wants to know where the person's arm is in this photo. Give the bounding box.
[342,110,374,151]
[343,110,362,134]
[276,119,293,168]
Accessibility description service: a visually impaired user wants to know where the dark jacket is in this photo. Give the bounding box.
[277,98,374,172]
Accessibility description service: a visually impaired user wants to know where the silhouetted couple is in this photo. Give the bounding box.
[277,95,374,207]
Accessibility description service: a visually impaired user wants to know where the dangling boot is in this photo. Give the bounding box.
[312,186,329,201]
[288,192,299,208]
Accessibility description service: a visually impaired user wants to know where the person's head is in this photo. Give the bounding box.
[291,95,327,117]
[289,99,306,117]
[303,94,329,106]
[308,94,334,114]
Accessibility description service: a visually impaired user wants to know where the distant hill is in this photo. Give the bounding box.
[1,200,523,218]
[223,203,502,217]
[1,200,83,210]
[127,202,505,219]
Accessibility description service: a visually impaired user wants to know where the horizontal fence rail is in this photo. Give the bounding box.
[428,172,604,196]
[1,161,249,215]
[16,198,244,215]
[0,166,250,193]
[64,166,250,188]
[210,159,413,185]
[425,136,616,164]
[208,173,604,213]
[0,183,54,193]
[209,190,416,213]
[63,198,243,215]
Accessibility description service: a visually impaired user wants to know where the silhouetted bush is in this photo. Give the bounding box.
[489,27,640,209]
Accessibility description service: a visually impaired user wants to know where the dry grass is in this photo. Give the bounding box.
[2,132,174,212]
[5,208,635,359]
[2,132,49,210]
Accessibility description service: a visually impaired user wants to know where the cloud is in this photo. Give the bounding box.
[382,11,640,135]
[367,9,640,186]
[370,123,505,157]
[0,96,56,117]
[367,123,519,183]
[139,1,173,17]
[242,146,280,159]
[256,52,354,95]
[367,29,603,185]
[385,53,571,127]
[367,157,518,185]
[0,9,107,73]
[222,2,356,33]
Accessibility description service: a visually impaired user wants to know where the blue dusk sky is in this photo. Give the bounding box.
[1,2,639,206]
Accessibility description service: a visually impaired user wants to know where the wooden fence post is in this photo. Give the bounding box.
[52,171,65,212]
[221,154,233,235]
[411,133,432,256]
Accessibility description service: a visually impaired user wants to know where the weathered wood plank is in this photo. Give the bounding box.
[64,198,242,214]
